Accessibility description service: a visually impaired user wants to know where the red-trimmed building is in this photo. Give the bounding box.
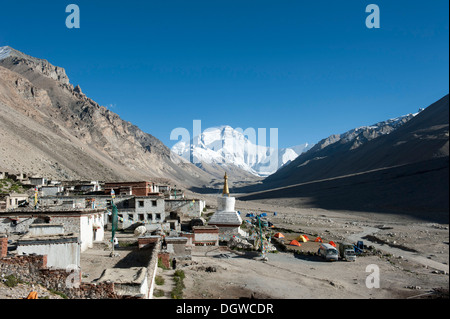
[104,181,160,197]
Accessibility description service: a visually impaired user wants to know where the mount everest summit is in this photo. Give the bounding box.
[171,125,311,177]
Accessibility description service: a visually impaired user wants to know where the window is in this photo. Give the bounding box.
[128,214,134,221]
[147,214,153,221]
[155,213,161,220]
[139,214,144,221]
[139,200,144,207]
[152,200,157,207]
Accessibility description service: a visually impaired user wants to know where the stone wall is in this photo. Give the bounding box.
[157,252,170,269]
[1,255,49,284]
[137,236,160,249]
[0,254,134,299]
[1,236,7,258]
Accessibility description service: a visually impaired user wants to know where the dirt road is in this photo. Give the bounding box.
[348,226,449,273]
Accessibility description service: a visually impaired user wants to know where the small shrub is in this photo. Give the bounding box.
[118,241,137,248]
[171,282,185,299]
[153,289,165,298]
[3,275,22,288]
[174,270,185,280]
[171,270,186,299]
[48,289,68,299]
[155,275,165,286]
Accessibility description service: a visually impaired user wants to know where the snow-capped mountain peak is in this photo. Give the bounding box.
[171,125,311,177]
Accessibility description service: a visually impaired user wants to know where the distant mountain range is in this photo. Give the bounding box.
[171,125,311,177]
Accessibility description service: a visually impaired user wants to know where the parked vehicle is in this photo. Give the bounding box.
[339,242,356,261]
[318,243,339,261]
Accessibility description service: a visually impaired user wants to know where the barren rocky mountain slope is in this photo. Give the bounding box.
[238,95,449,221]
[262,94,449,189]
[0,46,241,187]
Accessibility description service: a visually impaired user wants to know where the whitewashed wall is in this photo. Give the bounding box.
[73,213,105,252]
[17,240,80,269]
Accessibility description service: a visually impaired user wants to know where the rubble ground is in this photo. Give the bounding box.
[0,279,64,299]
[180,196,449,299]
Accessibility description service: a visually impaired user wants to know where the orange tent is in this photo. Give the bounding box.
[302,235,310,241]
[289,240,302,247]
[26,292,38,299]
[329,241,336,247]
[314,237,323,243]
[274,233,285,238]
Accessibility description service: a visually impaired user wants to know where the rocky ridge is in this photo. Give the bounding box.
[0,46,225,187]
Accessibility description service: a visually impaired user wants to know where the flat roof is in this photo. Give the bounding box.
[97,267,147,285]
[134,195,164,198]
[165,198,202,201]
[4,193,29,197]
[104,181,152,185]
[39,195,131,199]
[0,208,105,217]
[17,233,78,245]
[165,237,188,242]
[193,226,219,230]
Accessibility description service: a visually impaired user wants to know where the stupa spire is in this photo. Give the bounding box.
[222,172,230,197]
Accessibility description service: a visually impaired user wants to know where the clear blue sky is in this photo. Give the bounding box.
[0,0,448,148]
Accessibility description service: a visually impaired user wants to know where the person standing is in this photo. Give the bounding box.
[172,258,177,270]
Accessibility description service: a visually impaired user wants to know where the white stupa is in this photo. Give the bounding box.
[207,173,244,237]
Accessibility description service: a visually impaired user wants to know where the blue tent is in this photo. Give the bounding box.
[260,213,267,217]
[246,213,255,217]
[274,212,277,216]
